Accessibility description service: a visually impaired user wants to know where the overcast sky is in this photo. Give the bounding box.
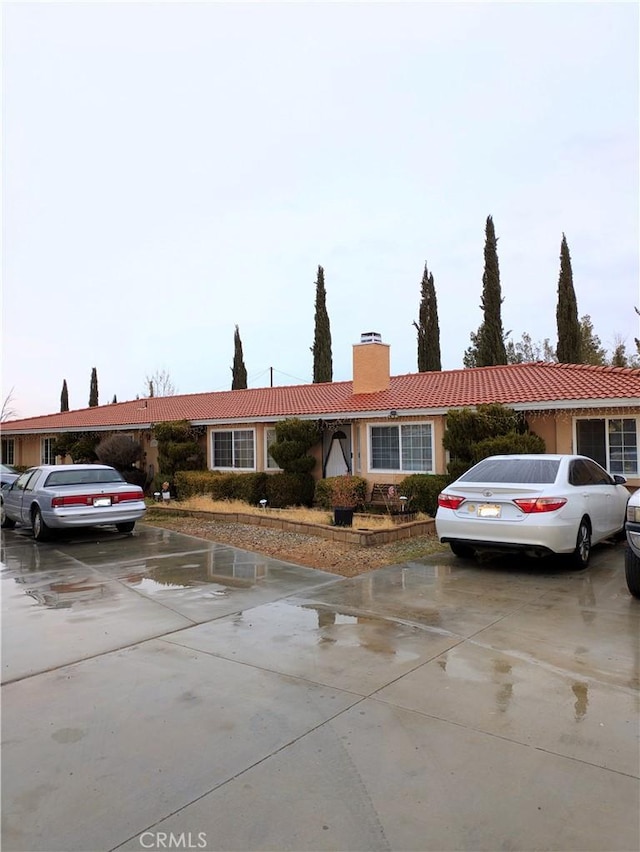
[3,1,639,419]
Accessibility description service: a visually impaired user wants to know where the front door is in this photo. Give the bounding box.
[324,429,351,477]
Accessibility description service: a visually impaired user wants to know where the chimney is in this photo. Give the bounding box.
[352,332,390,394]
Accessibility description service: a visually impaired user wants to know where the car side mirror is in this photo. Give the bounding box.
[613,474,627,485]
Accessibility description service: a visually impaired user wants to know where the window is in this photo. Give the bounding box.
[576,418,638,475]
[265,428,281,470]
[14,470,37,492]
[41,438,56,465]
[461,457,560,484]
[1,438,15,465]
[45,469,124,487]
[370,423,433,472]
[569,459,612,487]
[211,429,255,470]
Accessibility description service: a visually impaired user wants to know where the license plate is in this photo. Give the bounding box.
[93,497,112,507]
[478,504,501,518]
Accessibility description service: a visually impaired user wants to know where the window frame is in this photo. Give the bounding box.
[1,438,15,465]
[210,428,256,471]
[574,416,639,476]
[265,427,281,471]
[368,420,435,474]
[41,438,56,466]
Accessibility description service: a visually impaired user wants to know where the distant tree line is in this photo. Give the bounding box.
[50,216,638,418]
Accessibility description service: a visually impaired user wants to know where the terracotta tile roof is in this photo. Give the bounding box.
[3,363,639,433]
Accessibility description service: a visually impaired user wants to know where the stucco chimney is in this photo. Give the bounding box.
[352,332,390,394]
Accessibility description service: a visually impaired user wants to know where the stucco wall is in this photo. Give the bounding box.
[526,413,558,452]
[6,407,640,490]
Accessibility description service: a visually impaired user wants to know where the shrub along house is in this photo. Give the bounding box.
[2,333,640,493]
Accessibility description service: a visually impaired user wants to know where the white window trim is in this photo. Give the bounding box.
[2,438,15,465]
[368,420,435,474]
[41,437,56,466]
[573,415,640,476]
[264,428,282,471]
[210,428,256,471]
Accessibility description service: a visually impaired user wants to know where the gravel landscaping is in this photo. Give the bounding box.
[144,510,446,577]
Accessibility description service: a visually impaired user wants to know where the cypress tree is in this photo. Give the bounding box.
[476,216,507,366]
[556,233,581,363]
[311,265,333,383]
[231,325,248,390]
[413,263,442,371]
[88,367,99,407]
[60,379,69,412]
[578,314,606,365]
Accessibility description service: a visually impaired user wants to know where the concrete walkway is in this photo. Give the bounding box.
[1,524,638,852]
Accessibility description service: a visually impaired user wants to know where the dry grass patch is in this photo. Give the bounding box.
[153,496,428,530]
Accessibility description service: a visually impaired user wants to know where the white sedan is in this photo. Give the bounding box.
[436,454,630,567]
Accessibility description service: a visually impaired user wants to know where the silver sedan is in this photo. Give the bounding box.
[1,464,146,541]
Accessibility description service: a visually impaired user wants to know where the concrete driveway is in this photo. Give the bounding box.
[1,524,638,852]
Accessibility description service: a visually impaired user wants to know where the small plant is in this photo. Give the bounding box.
[329,475,366,509]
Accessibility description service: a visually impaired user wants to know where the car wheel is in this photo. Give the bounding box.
[624,545,640,599]
[116,521,135,534]
[450,541,475,559]
[571,518,591,569]
[32,507,51,542]
[1,500,16,529]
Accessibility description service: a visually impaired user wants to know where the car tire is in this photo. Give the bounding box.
[32,507,51,542]
[1,500,16,529]
[571,518,591,569]
[624,545,640,599]
[116,521,135,534]
[450,541,475,559]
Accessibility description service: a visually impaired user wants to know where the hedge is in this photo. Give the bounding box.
[398,474,452,517]
[265,472,315,508]
[173,470,268,503]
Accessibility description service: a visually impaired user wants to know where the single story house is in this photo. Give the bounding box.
[2,333,640,491]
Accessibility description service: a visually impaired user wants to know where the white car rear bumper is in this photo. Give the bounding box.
[436,511,579,555]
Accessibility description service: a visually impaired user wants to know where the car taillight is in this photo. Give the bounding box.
[51,490,143,508]
[513,497,567,514]
[437,493,465,510]
[114,490,144,503]
[52,495,94,507]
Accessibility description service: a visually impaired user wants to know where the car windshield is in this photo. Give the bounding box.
[459,458,560,484]
[1,463,17,474]
[44,468,125,487]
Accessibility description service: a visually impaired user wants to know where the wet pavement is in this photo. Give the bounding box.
[1,524,638,852]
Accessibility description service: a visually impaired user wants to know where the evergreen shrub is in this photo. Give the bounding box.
[443,403,544,478]
[173,470,269,504]
[268,418,319,475]
[399,474,452,517]
[266,472,315,508]
[173,470,224,499]
[471,433,546,464]
[152,421,205,478]
[232,472,269,504]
